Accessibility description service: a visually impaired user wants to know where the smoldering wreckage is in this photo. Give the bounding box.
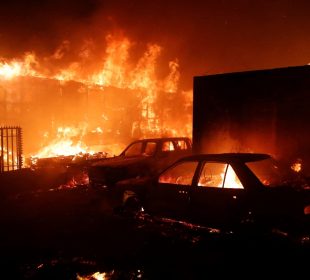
[1,65,310,279]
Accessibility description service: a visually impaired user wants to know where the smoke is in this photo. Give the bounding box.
[2,0,310,90]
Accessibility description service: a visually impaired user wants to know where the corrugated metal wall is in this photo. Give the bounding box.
[193,65,310,175]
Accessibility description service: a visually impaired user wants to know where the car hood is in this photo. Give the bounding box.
[116,175,155,187]
[260,184,310,206]
[115,175,156,198]
[90,155,150,168]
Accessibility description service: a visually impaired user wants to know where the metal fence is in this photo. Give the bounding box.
[0,127,23,172]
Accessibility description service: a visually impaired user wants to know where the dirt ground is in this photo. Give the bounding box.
[0,169,309,279]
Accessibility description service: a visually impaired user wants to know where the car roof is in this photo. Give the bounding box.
[177,153,271,163]
[129,137,191,144]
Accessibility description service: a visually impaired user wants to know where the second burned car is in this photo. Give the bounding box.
[88,137,192,189]
[114,153,310,236]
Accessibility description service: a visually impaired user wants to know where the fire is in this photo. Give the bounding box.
[54,62,82,82]
[0,61,22,79]
[198,164,243,188]
[130,44,161,90]
[0,36,179,91]
[1,33,191,159]
[35,139,87,158]
[291,163,302,173]
[291,159,302,173]
[1,147,19,169]
[33,126,91,158]
[223,165,243,189]
[77,272,108,280]
[163,59,180,93]
[29,125,126,161]
[91,35,131,87]
[206,165,243,189]
[0,53,41,80]
[76,269,142,280]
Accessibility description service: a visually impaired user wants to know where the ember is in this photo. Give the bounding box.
[77,271,108,280]
[291,159,302,173]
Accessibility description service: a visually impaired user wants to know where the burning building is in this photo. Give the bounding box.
[0,35,192,163]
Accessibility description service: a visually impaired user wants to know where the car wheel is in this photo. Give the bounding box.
[238,211,272,236]
[122,192,143,218]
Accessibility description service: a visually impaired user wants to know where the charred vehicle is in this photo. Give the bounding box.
[88,137,192,189]
[115,153,310,236]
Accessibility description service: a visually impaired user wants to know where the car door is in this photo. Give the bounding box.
[189,162,247,228]
[147,160,199,220]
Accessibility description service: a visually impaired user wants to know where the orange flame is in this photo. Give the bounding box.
[223,165,243,189]
[291,161,302,173]
[163,59,180,93]
[1,34,191,158]
[0,53,41,80]
[1,147,19,169]
[0,61,22,79]
[33,126,90,158]
[91,35,131,87]
[30,125,126,159]
[77,271,108,280]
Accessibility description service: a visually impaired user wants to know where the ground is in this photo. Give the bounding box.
[0,169,309,279]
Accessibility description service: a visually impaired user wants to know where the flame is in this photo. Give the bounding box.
[291,161,302,173]
[0,35,177,90]
[1,147,19,169]
[33,126,90,158]
[29,125,126,160]
[77,272,107,280]
[130,44,161,90]
[1,34,191,158]
[54,62,81,82]
[35,139,87,158]
[0,61,22,79]
[91,35,131,87]
[76,269,141,280]
[163,59,180,93]
[223,165,243,189]
[91,127,103,133]
[51,40,70,60]
[197,164,243,188]
[0,53,41,80]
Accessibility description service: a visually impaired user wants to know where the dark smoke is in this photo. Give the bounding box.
[1,0,310,89]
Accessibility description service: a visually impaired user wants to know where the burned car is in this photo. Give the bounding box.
[115,153,310,235]
[88,137,192,189]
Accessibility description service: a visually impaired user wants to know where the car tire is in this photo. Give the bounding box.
[122,195,143,218]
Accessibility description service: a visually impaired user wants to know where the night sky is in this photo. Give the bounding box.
[1,0,310,89]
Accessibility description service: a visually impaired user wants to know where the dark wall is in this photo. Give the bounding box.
[193,65,310,173]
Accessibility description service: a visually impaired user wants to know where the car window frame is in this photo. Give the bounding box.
[143,141,158,156]
[122,141,144,157]
[158,160,200,187]
[196,160,244,189]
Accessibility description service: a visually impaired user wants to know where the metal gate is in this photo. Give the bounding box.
[0,127,23,172]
